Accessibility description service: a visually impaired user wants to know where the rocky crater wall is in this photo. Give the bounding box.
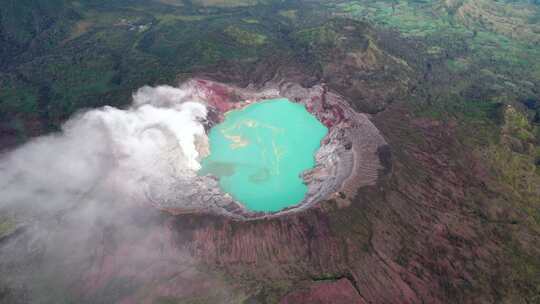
[155,79,389,220]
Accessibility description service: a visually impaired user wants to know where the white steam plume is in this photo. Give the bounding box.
[0,85,208,217]
[0,84,241,303]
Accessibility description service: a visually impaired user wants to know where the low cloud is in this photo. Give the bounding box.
[0,84,219,303]
[0,85,208,216]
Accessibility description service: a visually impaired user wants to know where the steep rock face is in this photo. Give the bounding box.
[178,210,351,279]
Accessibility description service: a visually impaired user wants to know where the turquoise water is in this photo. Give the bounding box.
[199,98,328,212]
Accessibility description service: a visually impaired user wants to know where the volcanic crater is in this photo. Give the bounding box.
[153,78,390,220]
